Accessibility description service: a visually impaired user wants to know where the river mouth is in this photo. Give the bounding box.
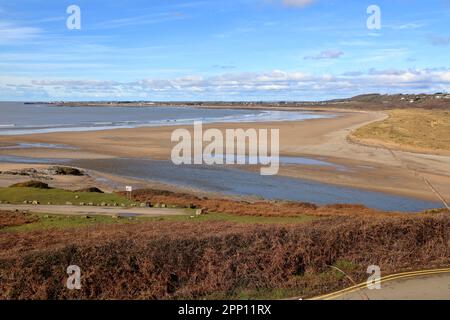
[70,158,441,213]
[0,153,441,212]
[0,102,443,212]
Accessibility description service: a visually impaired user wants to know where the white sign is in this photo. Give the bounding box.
[125,186,133,192]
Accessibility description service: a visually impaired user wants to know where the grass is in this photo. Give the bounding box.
[211,288,299,300]
[0,186,317,233]
[352,109,450,153]
[0,187,135,206]
[2,213,141,232]
[146,211,316,224]
[334,259,359,272]
[1,211,316,233]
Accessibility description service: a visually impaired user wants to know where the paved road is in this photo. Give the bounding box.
[314,272,450,300]
[0,204,187,217]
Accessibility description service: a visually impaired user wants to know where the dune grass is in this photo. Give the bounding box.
[352,109,450,153]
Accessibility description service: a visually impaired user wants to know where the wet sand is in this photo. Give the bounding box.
[0,109,449,203]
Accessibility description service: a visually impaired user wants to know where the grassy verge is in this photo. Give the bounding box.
[0,187,135,206]
[1,211,316,233]
[229,259,359,299]
[351,109,450,153]
[1,213,141,232]
[171,212,316,224]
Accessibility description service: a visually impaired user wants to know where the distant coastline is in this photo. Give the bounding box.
[0,102,334,135]
[26,93,450,110]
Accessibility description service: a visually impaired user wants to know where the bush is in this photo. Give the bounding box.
[49,166,83,176]
[76,187,104,193]
[0,213,448,299]
[9,181,50,189]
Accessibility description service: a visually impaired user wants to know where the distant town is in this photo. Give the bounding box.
[25,93,450,110]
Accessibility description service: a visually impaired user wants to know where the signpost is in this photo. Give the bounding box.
[125,186,133,200]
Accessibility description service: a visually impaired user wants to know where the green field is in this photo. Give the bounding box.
[2,213,141,232]
[1,211,316,233]
[0,187,316,233]
[0,187,135,206]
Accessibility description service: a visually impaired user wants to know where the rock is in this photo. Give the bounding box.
[76,187,104,193]
[87,202,94,206]
[161,204,166,208]
[100,202,106,206]
[47,202,52,205]
[65,201,73,205]
[79,202,85,206]
[32,200,40,205]
[75,195,79,199]
[195,209,204,216]
[140,203,146,207]
[48,166,83,176]
[10,181,50,189]
[23,200,29,204]
[111,215,119,219]
[130,204,137,207]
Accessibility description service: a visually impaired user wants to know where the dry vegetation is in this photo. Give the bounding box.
[351,109,450,154]
[0,210,37,229]
[124,188,392,217]
[0,208,448,300]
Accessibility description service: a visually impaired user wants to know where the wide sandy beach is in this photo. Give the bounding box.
[0,109,449,202]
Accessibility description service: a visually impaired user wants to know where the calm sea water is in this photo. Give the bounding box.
[0,102,333,135]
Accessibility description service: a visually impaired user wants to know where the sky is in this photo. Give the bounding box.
[0,0,449,101]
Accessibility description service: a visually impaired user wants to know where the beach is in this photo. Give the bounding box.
[0,107,449,204]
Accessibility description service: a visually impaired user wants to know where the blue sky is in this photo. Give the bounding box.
[0,0,449,101]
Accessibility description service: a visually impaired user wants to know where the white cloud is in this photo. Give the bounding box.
[430,35,450,46]
[304,50,343,60]
[3,68,449,100]
[0,22,41,44]
[281,0,317,8]
[386,22,426,30]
